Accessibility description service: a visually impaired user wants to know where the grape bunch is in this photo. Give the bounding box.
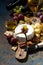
[13,13,24,24]
[37,12,43,22]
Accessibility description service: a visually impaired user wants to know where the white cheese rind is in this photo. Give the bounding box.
[14,24,34,42]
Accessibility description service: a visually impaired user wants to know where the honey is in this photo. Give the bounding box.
[5,21,17,31]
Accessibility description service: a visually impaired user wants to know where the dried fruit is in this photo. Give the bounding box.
[11,46,17,51]
[17,41,26,47]
[40,36,43,42]
[24,16,30,23]
[4,31,13,39]
[41,23,43,33]
[27,41,33,46]
[32,36,40,43]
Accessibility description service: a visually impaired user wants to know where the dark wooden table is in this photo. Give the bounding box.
[0,0,43,65]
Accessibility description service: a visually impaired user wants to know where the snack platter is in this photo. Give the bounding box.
[4,0,43,60]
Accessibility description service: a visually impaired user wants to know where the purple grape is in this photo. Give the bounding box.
[37,12,42,17]
[40,15,43,22]
[7,35,13,40]
[10,37,17,44]
[13,16,18,21]
[18,14,24,20]
[13,13,18,17]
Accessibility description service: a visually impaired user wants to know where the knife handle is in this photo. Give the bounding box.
[37,42,43,48]
[30,42,43,50]
[25,42,43,51]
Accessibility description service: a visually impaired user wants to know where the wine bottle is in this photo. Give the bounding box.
[6,0,20,11]
[6,0,27,11]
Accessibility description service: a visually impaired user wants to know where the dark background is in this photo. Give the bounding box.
[0,0,43,65]
[0,0,8,18]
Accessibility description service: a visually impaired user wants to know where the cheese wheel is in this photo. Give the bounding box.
[14,24,34,42]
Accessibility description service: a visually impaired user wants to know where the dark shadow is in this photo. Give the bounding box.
[8,39,43,62]
[37,48,43,51]
[7,39,18,46]
[27,47,43,55]
[27,49,38,55]
[8,40,43,62]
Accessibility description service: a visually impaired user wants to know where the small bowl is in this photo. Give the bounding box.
[5,21,17,31]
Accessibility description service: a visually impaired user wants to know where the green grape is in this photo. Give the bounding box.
[13,5,23,13]
[16,6,19,10]
[13,8,16,12]
[20,5,23,8]
[23,25,28,30]
[19,8,21,11]
[19,20,24,24]
[16,10,20,14]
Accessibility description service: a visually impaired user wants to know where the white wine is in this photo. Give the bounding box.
[28,0,39,12]
[5,21,17,31]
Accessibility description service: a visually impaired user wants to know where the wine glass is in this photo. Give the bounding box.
[28,0,40,16]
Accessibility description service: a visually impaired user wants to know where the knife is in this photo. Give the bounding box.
[25,42,43,51]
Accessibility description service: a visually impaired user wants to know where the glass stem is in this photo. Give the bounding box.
[33,10,36,17]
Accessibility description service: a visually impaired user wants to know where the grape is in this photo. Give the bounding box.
[7,35,13,40]
[10,37,17,44]
[40,15,43,22]
[13,16,18,21]
[19,20,24,24]
[16,10,20,14]
[37,12,42,17]
[22,25,28,33]
[13,9,17,12]
[23,25,27,30]
[7,35,13,44]
[13,13,18,17]
[18,14,24,20]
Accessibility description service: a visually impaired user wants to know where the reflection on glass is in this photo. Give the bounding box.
[28,0,40,16]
